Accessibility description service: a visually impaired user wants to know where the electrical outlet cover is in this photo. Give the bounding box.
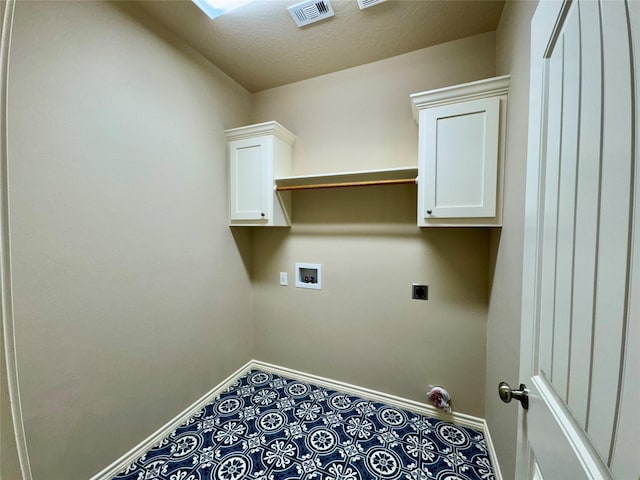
[412,284,428,300]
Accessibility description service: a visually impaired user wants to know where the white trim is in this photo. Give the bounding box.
[533,460,544,480]
[0,1,33,478]
[516,2,571,479]
[88,360,254,480]
[252,360,483,428]
[224,121,296,145]
[89,360,503,480]
[482,415,504,480]
[410,75,511,120]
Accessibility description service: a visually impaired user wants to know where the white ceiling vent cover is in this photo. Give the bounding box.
[288,0,335,27]
[357,0,386,9]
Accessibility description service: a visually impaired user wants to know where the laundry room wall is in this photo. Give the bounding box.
[250,32,496,417]
[6,2,252,478]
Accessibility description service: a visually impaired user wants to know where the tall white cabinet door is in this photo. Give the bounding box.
[420,97,499,219]
[229,136,272,222]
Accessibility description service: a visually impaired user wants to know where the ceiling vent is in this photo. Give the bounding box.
[288,0,335,27]
[357,0,386,9]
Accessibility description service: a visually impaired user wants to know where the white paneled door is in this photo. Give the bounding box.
[517,1,639,479]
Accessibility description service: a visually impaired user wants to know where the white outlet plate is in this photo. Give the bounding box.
[279,272,288,286]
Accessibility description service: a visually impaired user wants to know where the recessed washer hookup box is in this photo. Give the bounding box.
[295,263,321,290]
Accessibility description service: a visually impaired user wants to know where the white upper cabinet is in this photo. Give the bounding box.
[225,121,295,226]
[411,75,510,227]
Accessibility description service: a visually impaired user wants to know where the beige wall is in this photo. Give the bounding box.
[252,32,497,176]
[486,1,538,478]
[250,34,496,417]
[6,2,252,479]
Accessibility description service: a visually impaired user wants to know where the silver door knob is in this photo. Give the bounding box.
[498,381,529,410]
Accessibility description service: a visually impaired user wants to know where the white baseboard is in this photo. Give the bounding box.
[89,359,502,480]
[88,360,254,480]
[254,360,503,480]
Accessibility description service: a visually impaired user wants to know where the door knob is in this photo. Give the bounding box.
[498,381,529,410]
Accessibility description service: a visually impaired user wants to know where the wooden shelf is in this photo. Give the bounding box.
[275,166,418,192]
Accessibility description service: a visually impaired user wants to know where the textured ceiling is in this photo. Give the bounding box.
[134,0,505,93]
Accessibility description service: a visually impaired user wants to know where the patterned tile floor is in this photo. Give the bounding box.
[113,370,495,480]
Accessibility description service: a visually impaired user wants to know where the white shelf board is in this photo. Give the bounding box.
[275,166,418,188]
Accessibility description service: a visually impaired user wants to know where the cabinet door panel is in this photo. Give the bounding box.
[422,97,499,219]
[229,138,269,221]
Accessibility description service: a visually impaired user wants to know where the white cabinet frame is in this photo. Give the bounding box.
[225,121,295,227]
[411,75,510,227]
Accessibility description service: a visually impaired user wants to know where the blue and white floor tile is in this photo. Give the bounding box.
[113,370,495,480]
